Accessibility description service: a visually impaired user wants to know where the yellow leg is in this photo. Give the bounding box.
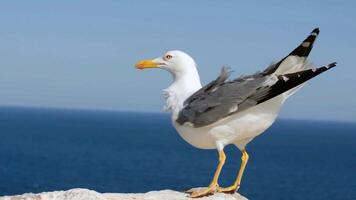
[189,150,226,198]
[218,150,249,194]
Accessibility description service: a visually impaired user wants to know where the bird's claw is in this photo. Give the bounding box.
[187,184,219,198]
[217,185,240,194]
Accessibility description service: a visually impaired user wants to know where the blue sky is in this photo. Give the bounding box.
[0,1,355,121]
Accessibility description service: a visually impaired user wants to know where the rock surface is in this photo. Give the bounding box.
[0,188,248,200]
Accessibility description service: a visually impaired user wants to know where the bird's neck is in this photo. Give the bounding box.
[163,67,202,117]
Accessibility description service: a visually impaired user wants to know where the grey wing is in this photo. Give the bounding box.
[176,62,337,128]
[176,68,269,127]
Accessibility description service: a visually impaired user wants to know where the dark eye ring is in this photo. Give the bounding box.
[165,55,172,60]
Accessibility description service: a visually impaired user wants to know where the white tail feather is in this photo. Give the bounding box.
[279,60,314,101]
[274,56,312,75]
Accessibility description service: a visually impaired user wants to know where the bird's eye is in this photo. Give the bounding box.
[165,55,172,60]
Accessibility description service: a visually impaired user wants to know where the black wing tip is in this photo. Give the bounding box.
[328,61,337,67]
[254,61,337,104]
[302,62,337,75]
[311,27,320,35]
[325,62,337,69]
[289,28,320,57]
[304,62,337,76]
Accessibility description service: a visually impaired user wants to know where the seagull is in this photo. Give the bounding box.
[135,28,336,198]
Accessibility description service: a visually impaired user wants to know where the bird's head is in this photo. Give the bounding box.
[135,50,198,77]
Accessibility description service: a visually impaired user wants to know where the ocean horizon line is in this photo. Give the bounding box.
[0,105,355,125]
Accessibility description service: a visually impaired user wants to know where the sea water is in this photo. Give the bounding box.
[0,107,355,200]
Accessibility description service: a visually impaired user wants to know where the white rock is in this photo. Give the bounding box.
[0,188,248,200]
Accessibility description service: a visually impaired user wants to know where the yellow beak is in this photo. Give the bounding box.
[135,60,159,70]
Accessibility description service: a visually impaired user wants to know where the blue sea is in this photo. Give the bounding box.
[0,107,355,200]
